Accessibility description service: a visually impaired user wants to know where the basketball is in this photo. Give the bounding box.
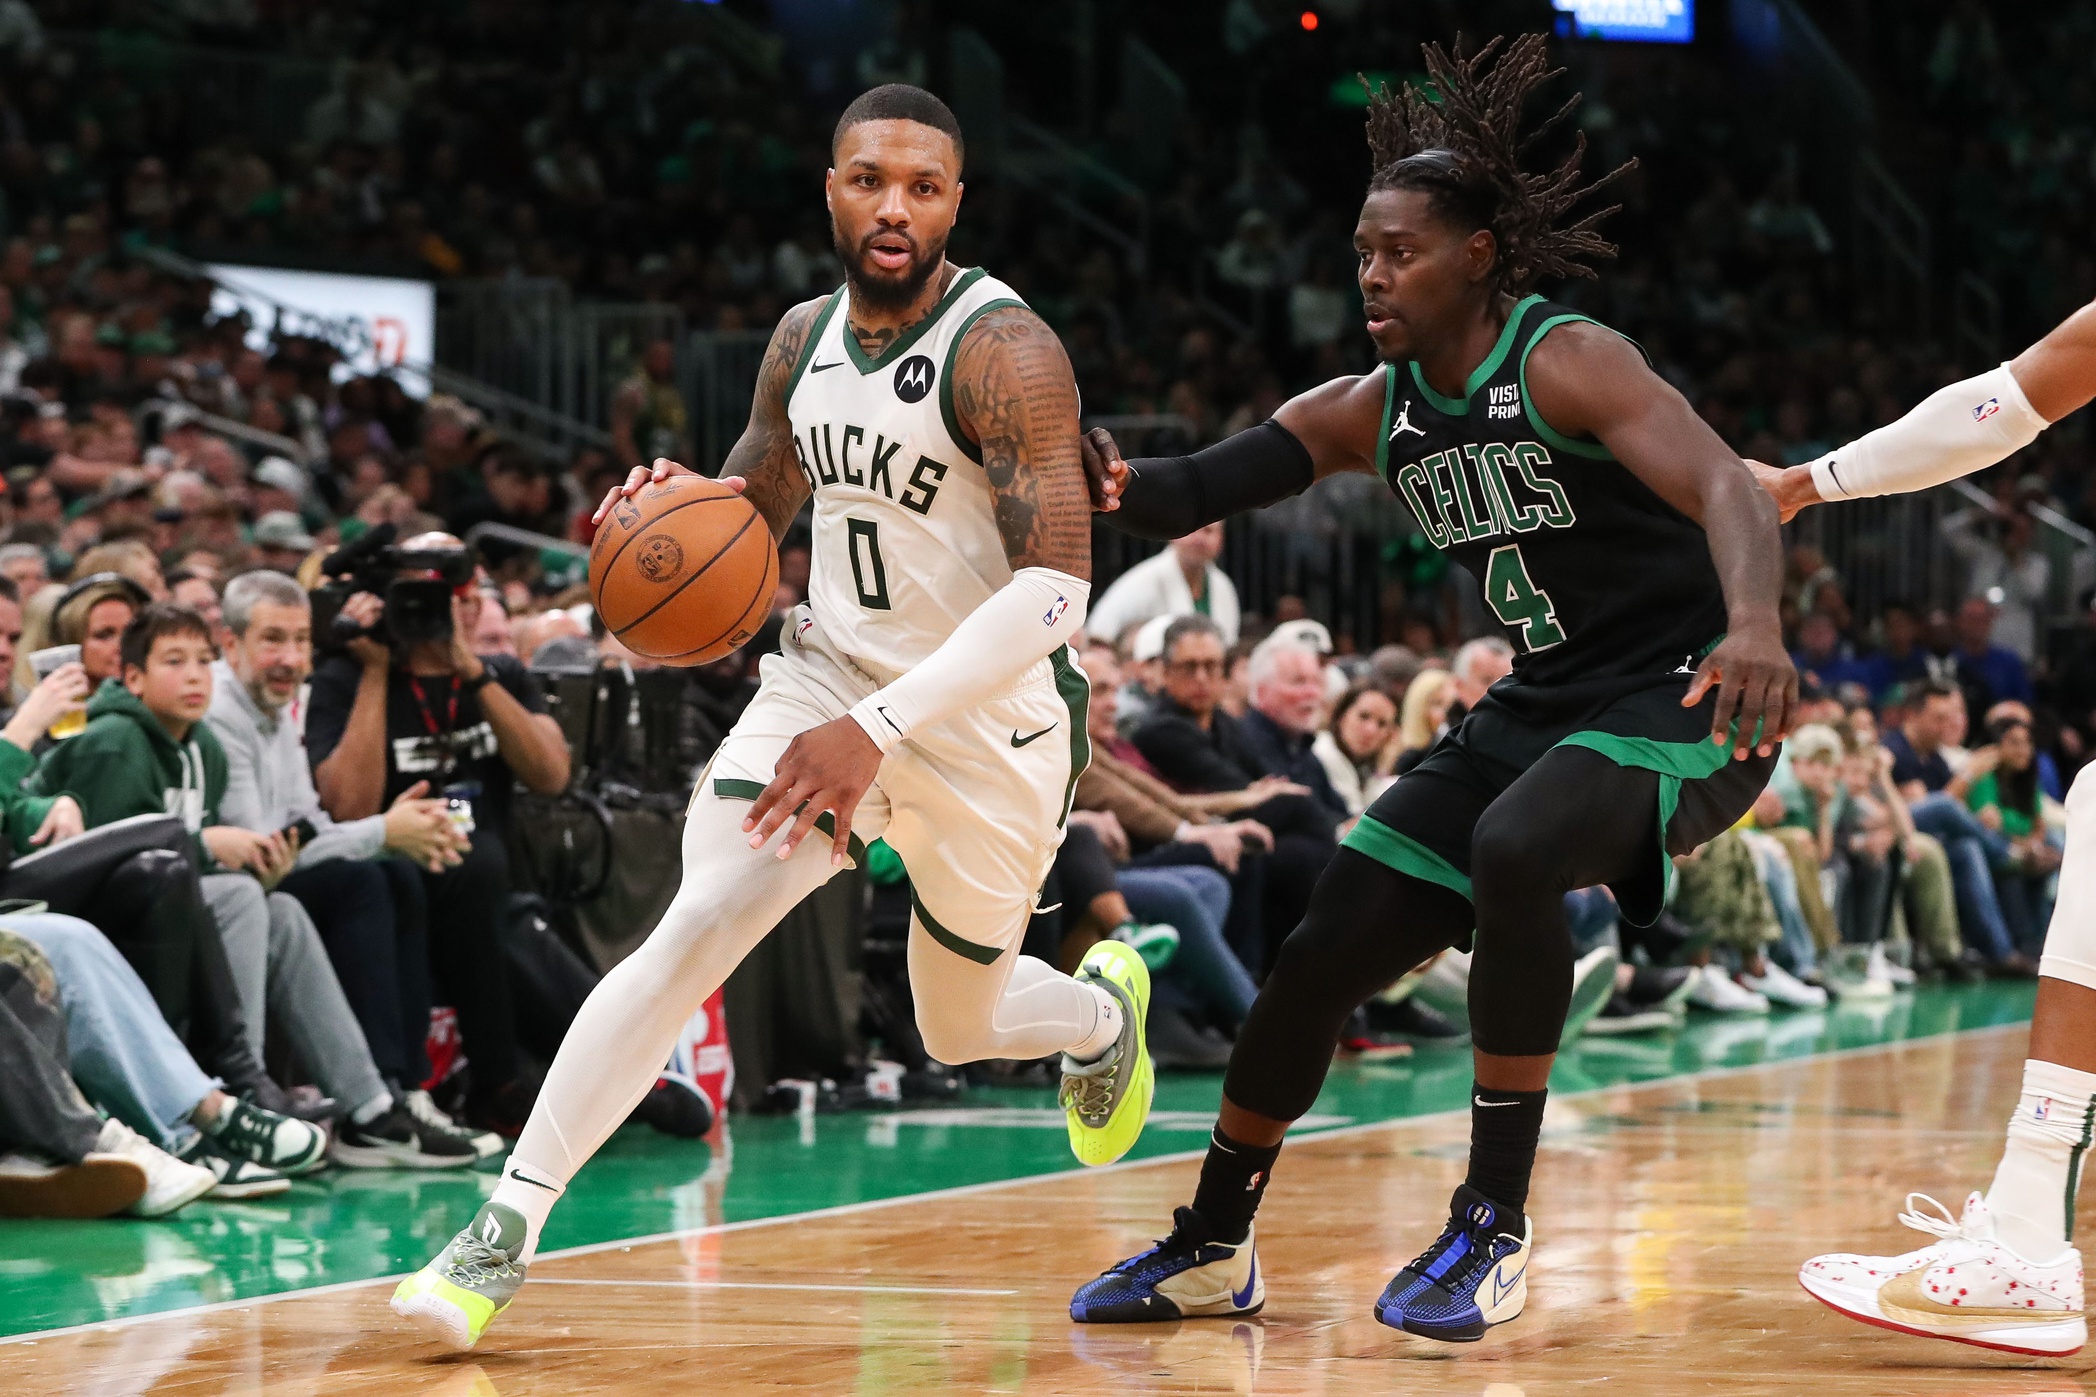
[589,474,777,664]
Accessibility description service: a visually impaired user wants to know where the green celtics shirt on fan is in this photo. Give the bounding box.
[1377,293,1730,704]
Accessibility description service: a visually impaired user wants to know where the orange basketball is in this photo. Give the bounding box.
[589,475,778,665]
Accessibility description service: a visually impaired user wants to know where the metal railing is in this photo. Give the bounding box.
[410,362,612,459]
[1953,273,2004,369]
[434,281,682,440]
[1948,479,2096,629]
[142,399,313,468]
[679,330,771,473]
[1855,152,1932,334]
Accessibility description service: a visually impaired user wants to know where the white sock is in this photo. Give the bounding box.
[349,1090,394,1128]
[488,1159,567,1262]
[1987,1058,2096,1263]
[1067,982,1123,1061]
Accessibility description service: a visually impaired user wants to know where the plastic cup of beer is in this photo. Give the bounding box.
[28,644,85,739]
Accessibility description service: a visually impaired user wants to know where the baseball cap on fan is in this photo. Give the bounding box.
[1131,613,1176,664]
[252,510,317,553]
[252,456,309,502]
[1268,619,1334,655]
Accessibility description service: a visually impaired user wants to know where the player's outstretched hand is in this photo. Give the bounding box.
[1745,457,1819,524]
[590,457,748,525]
[745,716,883,866]
[1684,626,1798,761]
[1079,427,1129,513]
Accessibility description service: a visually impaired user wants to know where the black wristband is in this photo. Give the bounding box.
[460,668,495,694]
[1109,419,1316,541]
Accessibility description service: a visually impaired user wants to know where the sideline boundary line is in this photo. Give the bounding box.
[0,1018,2027,1346]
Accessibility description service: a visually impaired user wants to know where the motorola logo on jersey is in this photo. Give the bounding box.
[893,355,935,403]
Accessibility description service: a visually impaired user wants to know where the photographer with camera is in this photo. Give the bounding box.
[307,531,570,1136]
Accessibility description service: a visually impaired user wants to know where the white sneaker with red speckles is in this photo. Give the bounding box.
[1799,1192,2085,1356]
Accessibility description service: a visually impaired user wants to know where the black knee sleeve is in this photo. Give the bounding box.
[1467,749,1659,1057]
[1222,849,1471,1122]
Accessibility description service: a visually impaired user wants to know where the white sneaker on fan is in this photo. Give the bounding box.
[1799,1192,2085,1356]
[1686,965,1769,1014]
[1740,959,1827,1009]
[1866,942,1917,989]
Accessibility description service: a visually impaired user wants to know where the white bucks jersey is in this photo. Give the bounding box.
[784,268,1027,682]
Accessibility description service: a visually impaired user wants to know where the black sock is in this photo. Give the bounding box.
[1465,1083,1547,1224]
[1189,1127,1281,1245]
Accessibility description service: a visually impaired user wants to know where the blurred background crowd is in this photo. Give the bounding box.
[2,0,2094,1221]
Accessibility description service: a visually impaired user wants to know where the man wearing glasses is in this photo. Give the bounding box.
[1133,615,1340,974]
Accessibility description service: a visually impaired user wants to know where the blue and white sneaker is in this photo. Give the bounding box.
[1373,1184,1531,1341]
[1070,1207,1264,1323]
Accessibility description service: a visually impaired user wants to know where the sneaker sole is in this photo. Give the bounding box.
[206,1175,292,1201]
[1378,1275,1525,1342]
[331,1141,478,1170]
[1559,950,1620,1048]
[0,1157,148,1219]
[1798,1274,2086,1356]
[133,1166,220,1217]
[1583,1010,1677,1036]
[392,1288,479,1351]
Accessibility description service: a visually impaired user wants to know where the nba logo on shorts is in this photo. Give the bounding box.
[1044,595,1069,627]
[1974,397,2002,423]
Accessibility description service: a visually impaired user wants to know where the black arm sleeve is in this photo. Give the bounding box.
[1109,419,1316,540]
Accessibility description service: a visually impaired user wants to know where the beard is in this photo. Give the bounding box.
[246,668,299,714]
[835,222,948,313]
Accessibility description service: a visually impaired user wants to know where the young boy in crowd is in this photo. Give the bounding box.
[33,603,474,1170]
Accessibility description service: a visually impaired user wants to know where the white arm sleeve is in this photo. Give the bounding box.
[1809,363,2050,502]
[847,566,1089,754]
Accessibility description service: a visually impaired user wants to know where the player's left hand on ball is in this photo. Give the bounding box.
[745,717,883,865]
[593,458,725,524]
[1079,428,1129,513]
[1684,626,1798,761]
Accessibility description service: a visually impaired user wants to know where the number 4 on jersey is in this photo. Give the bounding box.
[1484,543,1565,651]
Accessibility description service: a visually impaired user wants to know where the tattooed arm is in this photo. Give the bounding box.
[590,295,823,538]
[743,304,1097,865]
[950,304,1092,579]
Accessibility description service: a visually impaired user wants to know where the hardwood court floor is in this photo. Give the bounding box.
[12,1008,2096,1395]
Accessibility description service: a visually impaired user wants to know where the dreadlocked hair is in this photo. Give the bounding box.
[1363,34,1635,294]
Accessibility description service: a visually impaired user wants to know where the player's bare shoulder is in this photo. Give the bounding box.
[949,303,1088,574]
[1274,366,1395,480]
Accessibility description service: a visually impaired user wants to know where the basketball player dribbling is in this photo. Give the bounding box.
[1773,297,2096,1357]
[391,84,1154,1351]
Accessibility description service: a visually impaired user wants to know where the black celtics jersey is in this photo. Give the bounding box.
[1376,294,1728,696]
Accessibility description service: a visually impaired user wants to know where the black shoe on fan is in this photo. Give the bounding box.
[1147,1002,1234,1071]
[1366,995,1467,1042]
[634,1077,717,1137]
[331,1102,478,1170]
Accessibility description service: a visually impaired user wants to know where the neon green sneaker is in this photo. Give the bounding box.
[391,1201,529,1350]
[1061,940,1154,1167]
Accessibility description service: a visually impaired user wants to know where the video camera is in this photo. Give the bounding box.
[311,523,477,653]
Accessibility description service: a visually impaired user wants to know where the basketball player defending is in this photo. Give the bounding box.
[1065,38,1795,1341]
[1776,299,2096,1356]
[392,85,1153,1351]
